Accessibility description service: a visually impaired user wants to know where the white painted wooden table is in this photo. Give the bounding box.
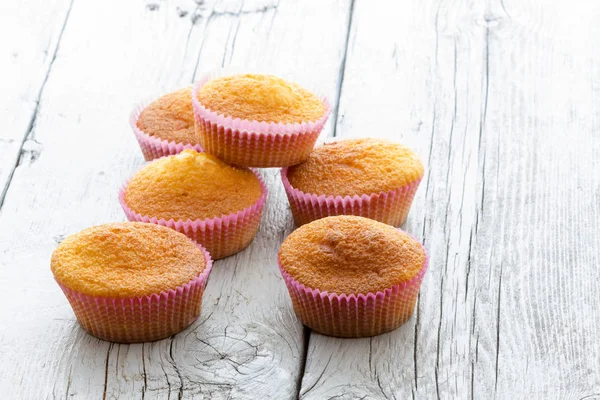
[2,0,600,398]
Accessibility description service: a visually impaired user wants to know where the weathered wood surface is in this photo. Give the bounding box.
[0,0,74,207]
[1,0,600,399]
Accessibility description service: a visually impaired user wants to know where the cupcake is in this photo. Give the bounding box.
[281,138,424,226]
[51,222,212,343]
[119,149,267,259]
[131,87,203,160]
[278,216,428,337]
[192,73,331,167]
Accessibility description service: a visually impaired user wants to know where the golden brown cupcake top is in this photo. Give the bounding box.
[197,74,325,124]
[286,138,424,196]
[279,216,425,294]
[51,222,206,298]
[124,150,262,221]
[136,87,198,145]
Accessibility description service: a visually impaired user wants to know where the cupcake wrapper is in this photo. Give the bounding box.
[57,245,213,343]
[281,168,422,227]
[130,102,203,161]
[119,169,268,260]
[279,240,428,338]
[191,73,332,168]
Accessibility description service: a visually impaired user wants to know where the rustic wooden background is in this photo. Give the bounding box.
[1,0,600,398]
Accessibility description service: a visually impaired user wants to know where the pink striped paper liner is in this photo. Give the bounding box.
[191,73,331,168]
[130,101,203,161]
[118,169,268,260]
[279,239,428,338]
[281,168,422,227]
[56,244,213,343]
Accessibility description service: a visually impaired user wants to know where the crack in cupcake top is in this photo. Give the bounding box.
[51,222,206,297]
[124,150,262,221]
[286,138,424,197]
[136,87,199,145]
[279,216,425,295]
[197,74,325,124]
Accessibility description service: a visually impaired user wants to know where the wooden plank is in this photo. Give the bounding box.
[299,0,600,398]
[470,0,600,397]
[299,0,467,396]
[0,0,74,208]
[0,0,352,398]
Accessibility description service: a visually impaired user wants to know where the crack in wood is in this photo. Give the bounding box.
[158,360,172,399]
[102,343,113,400]
[16,139,43,167]
[226,1,244,66]
[376,375,389,399]
[295,326,311,397]
[494,264,503,393]
[191,6,218,82]
[115,344,120,376]
[331,0,356,138]
[465,228,474,301]
[476,25,490,231]
[64,366,72,400]
[183,3,204,63]
[413,293,420,390]
[421,104,437,243]
[470,358,475,400]
[169,338,184,399]
[141,343,148,400]
[434,272,444,400]
[301,353,332,398]
[0,0,75,213]
[446,38,458,177]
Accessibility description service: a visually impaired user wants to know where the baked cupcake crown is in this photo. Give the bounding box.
[51,222,207,298]
[123,149,263,222]
[278,215,426,295]
[286,138,424,197]
[136,87,198,145]
[191,71,332,167]
[196,73,326,124]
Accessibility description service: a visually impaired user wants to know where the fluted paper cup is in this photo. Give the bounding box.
[119,169,268,260]
[191,72,331,167]
[279,240,428,338]
[281,168,422,227]
[57,244,213,343]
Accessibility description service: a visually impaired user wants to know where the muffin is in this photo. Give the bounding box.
[278,216,428,337]
[51,222,212,343]
[281,138,424,226]
[131,87,203,160]
[192,73,331,167]
[119,149,267,259]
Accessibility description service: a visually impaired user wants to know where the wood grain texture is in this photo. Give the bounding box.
[299,0,600,399]
[0,0,351,398]
[2,0,600,398]
[0,0,74,208]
